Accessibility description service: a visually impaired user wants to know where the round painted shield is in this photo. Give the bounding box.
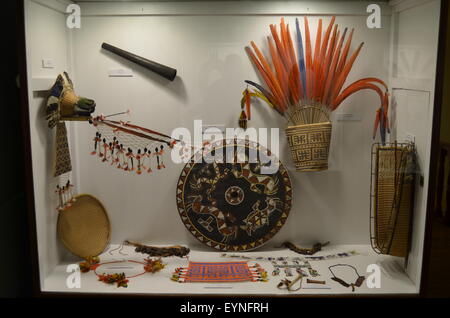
[176,139,292,251]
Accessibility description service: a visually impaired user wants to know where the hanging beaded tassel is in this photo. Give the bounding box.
[91,132,101,155]
[55,185,64,211]
[136,149,143,175]
[90,116,176,176]
[55,177,75,211]
[156,145,166,170]
[145,148,153,173]
[238,110,247,130]
[244,87,251,120]
[238,87,252,129]
[101,138,108,161]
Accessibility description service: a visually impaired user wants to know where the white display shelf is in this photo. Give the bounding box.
[43,244,417,295]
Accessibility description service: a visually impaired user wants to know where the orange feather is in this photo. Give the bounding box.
[331,41,364,106]
[333,81,382,110]
[316,17,335,101]
[319,24,338,103]
[285,24,301,102]
[335,28,354,80]
[349,77,388,91]
[304,17,313,100]
[270,24,289,70]
[267,36,290,103]
[250,41,288,109]
[312,19,322,100]
[323,28,347,106]
[245,46,283,110]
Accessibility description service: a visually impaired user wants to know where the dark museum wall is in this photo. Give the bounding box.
[0,0,31,297]
[440,2,450,144]
[426,0,450,298]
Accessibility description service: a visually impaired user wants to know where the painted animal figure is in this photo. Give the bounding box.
[241,197,281,236]
[187,195,238,243]
[190,161,230,201]
[231,161,279,195]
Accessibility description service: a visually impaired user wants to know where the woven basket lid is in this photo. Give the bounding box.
[57,194,110,258]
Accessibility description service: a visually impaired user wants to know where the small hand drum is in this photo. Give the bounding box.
[176,139,292,251]
[57,194,110,258]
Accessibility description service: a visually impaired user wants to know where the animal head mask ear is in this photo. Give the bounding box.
[46,72,96,128]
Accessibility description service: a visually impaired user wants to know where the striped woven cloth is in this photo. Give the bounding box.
[171,261,267,283]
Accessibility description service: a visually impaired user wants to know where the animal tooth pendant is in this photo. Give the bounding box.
[156,145,165,169]
[117,144,124,169]
[110,137,118,165]
[141,148,148,172]
[155,147,161,169]
[129,149,134,171]
[91,132,100,155]
[160,145,166,169]
[101,138,108,162]
[125,148,134,171]
[66,180,75,203]
[62,185,72,210]
[61,185,67,208]
[56,185,64,211]
[136,149,142,175]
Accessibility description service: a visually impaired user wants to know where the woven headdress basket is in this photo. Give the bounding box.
[370,143,416,258]
[285,106,332,172]
[59,89,80,117]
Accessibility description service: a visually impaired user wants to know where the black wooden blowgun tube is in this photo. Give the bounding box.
[102,42,177,81]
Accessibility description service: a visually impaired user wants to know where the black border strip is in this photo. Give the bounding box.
[17,0,41,296]
[419,0,449,297]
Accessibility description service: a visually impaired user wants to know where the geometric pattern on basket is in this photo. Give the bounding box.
[286,122,332,171]
[54,122,72,177]
[171,261,267,283]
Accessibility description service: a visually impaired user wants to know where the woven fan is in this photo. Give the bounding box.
[57,194,110,258]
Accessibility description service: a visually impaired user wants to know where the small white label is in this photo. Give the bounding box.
[336,113,361,121]
[203,284,233,289]
[42,58,55,69]
[108,68,133,77]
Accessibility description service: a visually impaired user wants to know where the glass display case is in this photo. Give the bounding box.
[20,0,445,296]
